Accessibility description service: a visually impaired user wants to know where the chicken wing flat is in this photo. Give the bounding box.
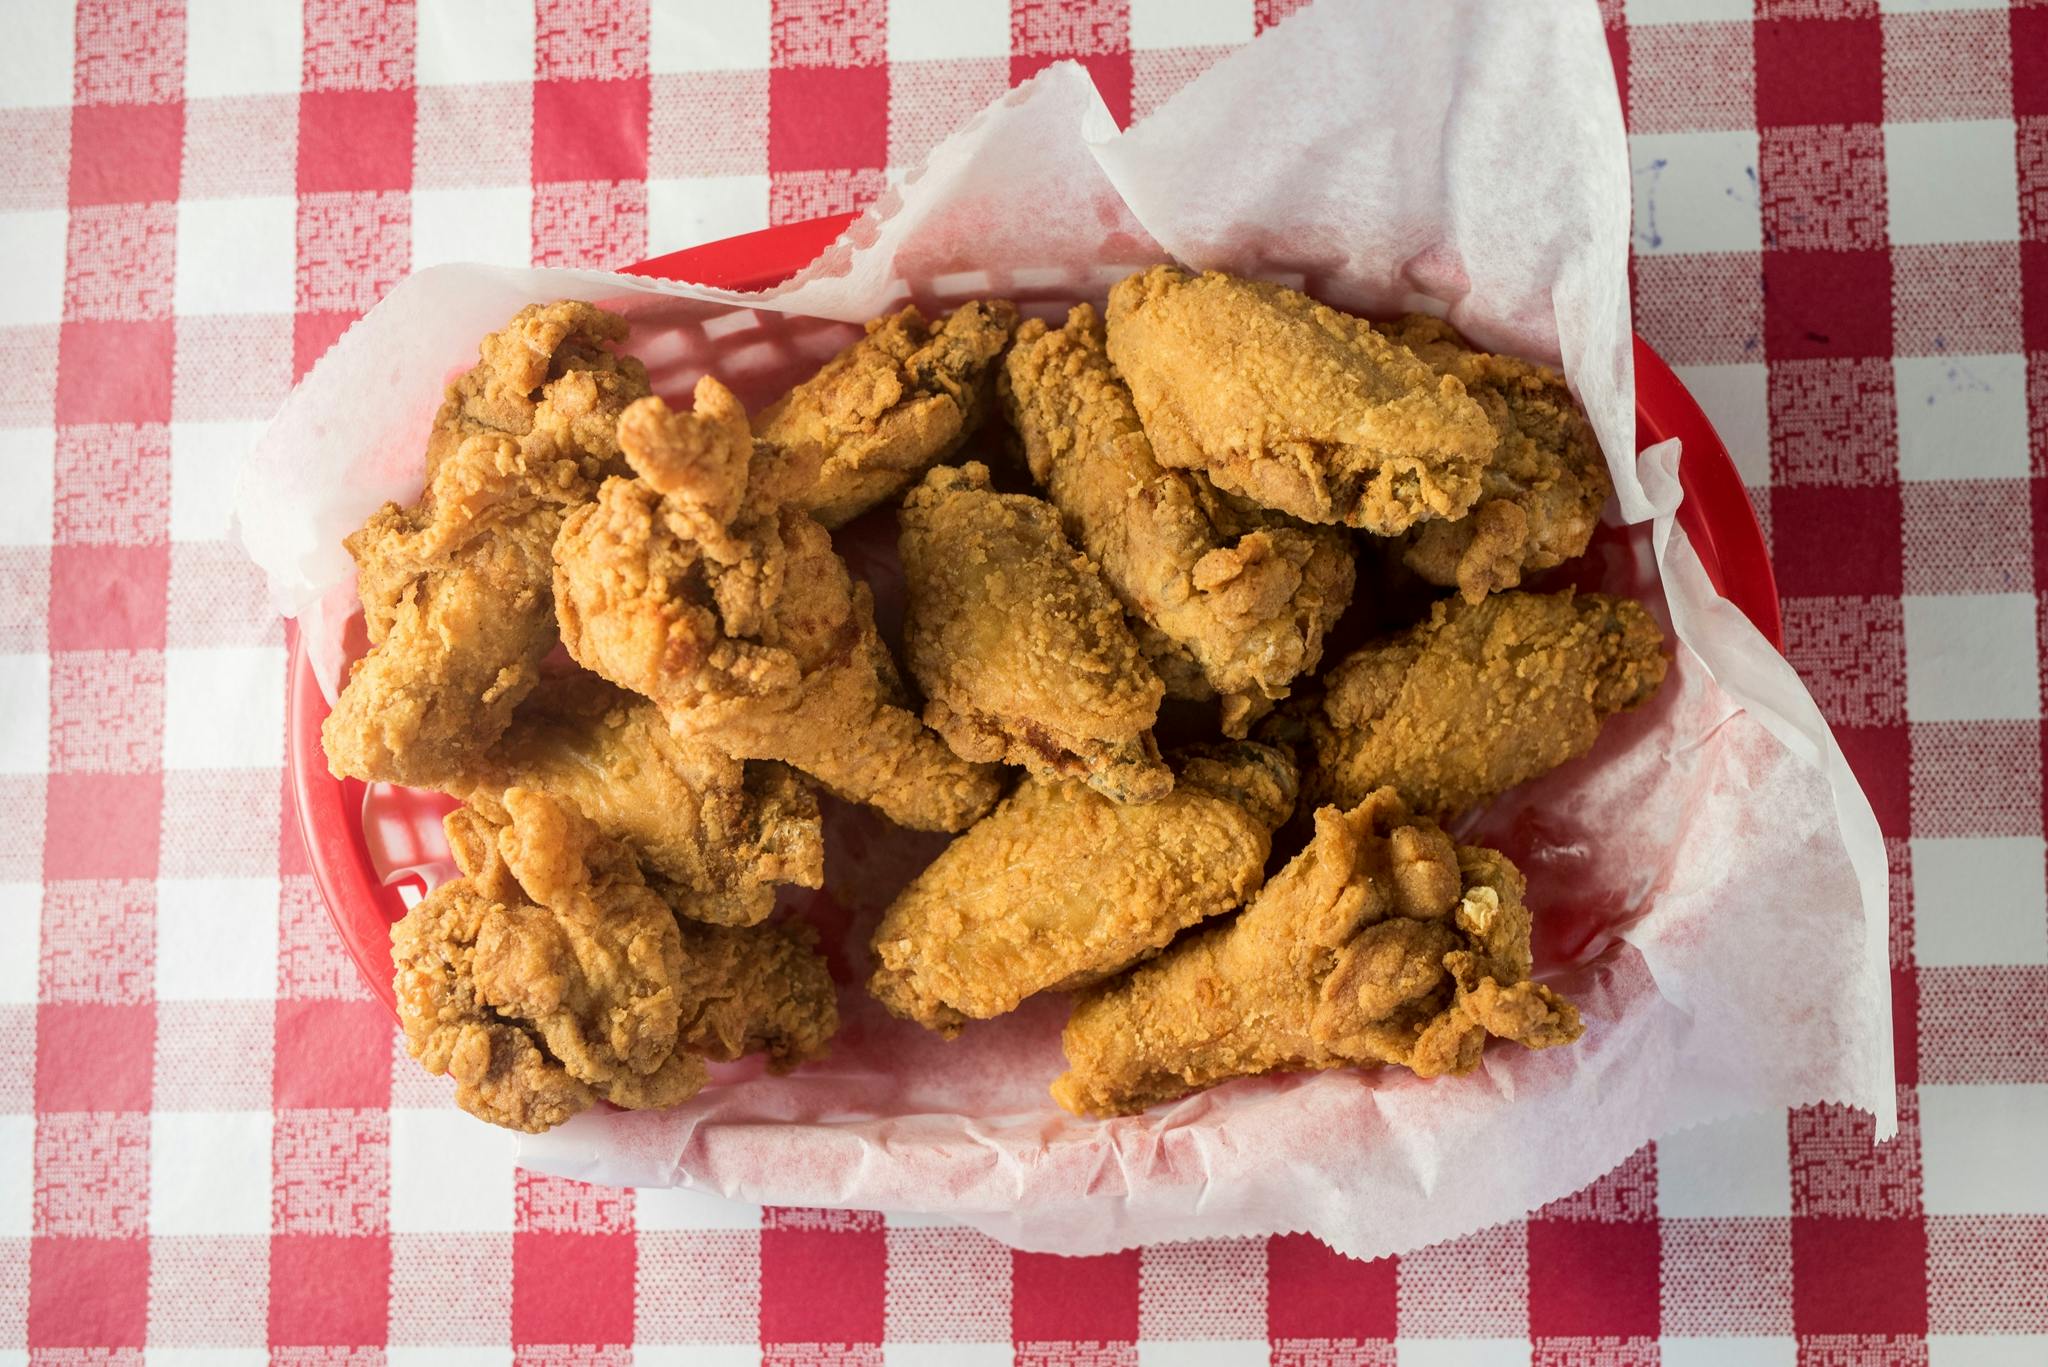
[1052,788,1583,1117]
[900,461,1170,804]
[1103,267,1496,533]
[869,742,1298,1034]
[1375,315,1612,603]
[324,302,649,788]
[553,377,1003,832]
[755,299,1019,528]
[1283,589,1668,822]
[1001,304,1354,737]
[462,672,825,926]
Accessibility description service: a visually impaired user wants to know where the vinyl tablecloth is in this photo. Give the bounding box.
[2,1,2044,1363]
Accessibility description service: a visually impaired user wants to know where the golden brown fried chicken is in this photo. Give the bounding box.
[1052,788,1583,1117]
[1103,267,1496,533]
[755,299,1019,528]
[869,742,1297,1034]
[674,917,838,1069]
[553,377,1004,833]
[1001,304,1355,737]
[462,672,825,926]
[1280,589,1668,822]
[900,461,1170,804]
[324,302,649,788]
[1374,315,1612,603]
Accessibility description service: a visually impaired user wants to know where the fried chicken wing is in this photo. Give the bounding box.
[900,461,1170,803]
[1103,267,1496,533]
[553,377,1004,832]
[1279,589,1668,822]
[1001,304,1355,736]
[755,299,1019,528]
[1374,315,1612,603]
[324,302,649,787]
[463,672,825,925]
[674,917,838,1069]
[869,742,1298,1034]
[1052,789,1583,1117]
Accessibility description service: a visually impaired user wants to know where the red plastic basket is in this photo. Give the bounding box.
[287,214,1783,1017]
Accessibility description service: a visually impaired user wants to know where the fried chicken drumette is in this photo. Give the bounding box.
[1001,304,1355,737]
[1103,267,1496,533]
[1052,789,1583,1117]
[755,299,1019,528]
[553,376,1003,833]
[869,742,1298,1035]
[1375,315,1612,603]
[324,302,650,788]
[1278,589,1668,822]
[899,461,1171,804]
[462,672,825,926]
[674,917,839,1069]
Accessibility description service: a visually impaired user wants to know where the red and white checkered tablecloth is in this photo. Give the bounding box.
[2,0,2043,1361]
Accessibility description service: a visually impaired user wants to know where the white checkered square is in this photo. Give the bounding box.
[0,655,47,776]
[184,0,302,98]
[0,0,71,109]
[148,1111,273,1235]
[648,176,771,256]
[147,1352,268,1367]
[0,428,53,547]
[1631,130,1762,255]
[169,421,264,544]
[418,0,536,86]
[1921,1084,2048,1214]
[0,211,64,327]
[0,1113,28,1237]
[1661,1340,1799,1367]
[1129,0,1254,50]
[390,1107,518,1233]
[651,0,771,73]
[1657,1111,1793,1217]
[1672,363,1769,486]
[1894,353,2030,481]
[0,883,35,1005]
[1397,1342,1533,1367]
[1904,593,2039,723]
[413,185,533,269]
[154,877,279,1001]
[1625,0,1753,23]
[1886,120,2021,246]
[1927,1337,2048,1367]
[887,0,1011,62]
[387,1349,513,1367]
[1135,1343,1265,1367]
[1912,836,2048,966]
[634,1183,763,1231]
[173,197,297,317]
[162,645,286,769]
[638,1349,764,1367]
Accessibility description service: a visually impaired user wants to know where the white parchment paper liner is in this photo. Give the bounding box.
[236,0,1893,1260]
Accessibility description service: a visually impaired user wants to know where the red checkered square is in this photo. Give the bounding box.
[34,1003,154,1112]
[2026,241,2048,350]
[1660,1217,1795,1335]
[760,1208,887,1346]
[273,997,391,1111]
[302,0,415,91]
[55,320,174,425]
[531,179,648,269]
[72,0,183,106]
[1764,249,1894,361]
[295,191,411,314]
[537,0,650,80]
[1526,1218,1662,1339]
[517,1171,633,1233]
[47,545,168,652]
[2024,118,2048,244]
[1396,1220,1528,1336]
[180,94,300,200]
[159,768,280,879]
[1904,479,2033,595]
[648,72,768,178]
[1911,719,2043,837]
[1265,1235,1396,1342]
[63,204,175,323]
[167,545,278,648]
[1769,485,1901,596]
[1131,47,1230,123]
[1834,724,1911,838]
[146,1233,268,1347]
[1792,1217,1930,1336]
[41,772,162,881]
[1755,16,1883,129]
[1631,253,1764,366]
[1925,1214,2048,1333]
[1892,965,1919,1089]
[0,108,72,212]
[533,78,652,182]
[1013,50,1132,128]
[293,311,355,384]
[154,999,275,1110]
[53,425,170,546]
[390,1231,514,1344]
[1760,123,1887,253]
[1013,1247,1139,1347]
[1918,965,2048,1084]
[1882,10,2013,125]
[269,1233,394,1346]
[0,774,48,882]
[1538,1146,1658,1222]
[27,1236,147,1349]
[885,59,1008,171]
[1892,243,2025,356]
[68,103,183,207]
[414,84,537,189]
[2015,6,2048,120]
[49,650,164,774]
[273,1109,390,1236]
[171,313,294,422]
[1885,835,1913,966]
[278,874,366,1001]
[297,90,416,195]
[768,65,888,174]
[1791,1093,1922,1219]
[773,0,884,67]
[1783,595,1905,728]
[769,168,888,225]
[33,1111,147,1238]
[38,880,153,1004]
[512,1231,637,1345]
[1626,22,1756,135]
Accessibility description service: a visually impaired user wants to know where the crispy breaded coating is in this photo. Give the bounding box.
[1001,304,1355,736]
[324,302,649,788]
[1103,267,1496,533]
[900,461,1170,804]
[553,378,1003,833]
[756,299,1019,528]
[1052,789,1583,1117]
[1283,589,1668,822]
[1375,315,1612,603]
[869,743,1298,1035]
[674,918,839,1070]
